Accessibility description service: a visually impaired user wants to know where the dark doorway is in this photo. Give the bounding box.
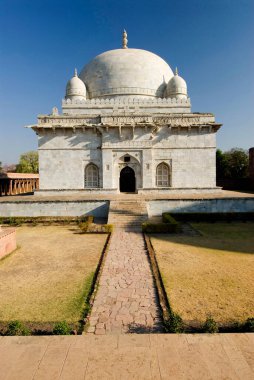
[120,166,136,192]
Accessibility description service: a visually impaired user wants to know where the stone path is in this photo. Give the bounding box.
[87,230,163,334]
[1,334,253,379]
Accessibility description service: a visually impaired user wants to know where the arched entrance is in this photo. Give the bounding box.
[120,166,136,192]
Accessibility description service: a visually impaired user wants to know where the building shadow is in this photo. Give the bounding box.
[149,221,254,255]
[126,322,164,334]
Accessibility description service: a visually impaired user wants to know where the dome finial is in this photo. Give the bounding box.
[122,29,128,49]
[175,67,178,76]
[74,68,78,77]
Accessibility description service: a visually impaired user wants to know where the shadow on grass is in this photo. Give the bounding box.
[150,221,254,255]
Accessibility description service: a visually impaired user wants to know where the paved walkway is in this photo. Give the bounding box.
[87,230,163,334]
[0,334,253,379]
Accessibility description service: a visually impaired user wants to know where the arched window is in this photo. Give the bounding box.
[85,164,99,188]
[156,163,170,187]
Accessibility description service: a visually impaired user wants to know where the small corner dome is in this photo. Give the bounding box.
[166,68,187,99]
[65,69,86,100]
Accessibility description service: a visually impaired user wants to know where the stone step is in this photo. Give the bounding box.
[109,218,147,223]
[108,219,145,224]
[109,217,146,221]
[109,215,147,218]
[109,220,147,224]
[110,207,147,211]
[111,202,146,205]
[110,203,146,206]
[109,207,146,209]
[110,202,147,208]
[110,210,147,215]
[109,217,146,220]
[110,209,146,212]
[108,221,146,225]
[109,223,146,226]
[108,201,148,231]
[110,201,146,203]
[112,223,143,225]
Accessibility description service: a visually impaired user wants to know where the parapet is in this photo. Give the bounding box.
[62,96,191,115]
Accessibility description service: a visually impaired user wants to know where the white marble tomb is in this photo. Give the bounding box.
[28,31,222,195]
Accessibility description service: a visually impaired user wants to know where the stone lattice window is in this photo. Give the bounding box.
[85,164,99,188]
[156,163,170,187]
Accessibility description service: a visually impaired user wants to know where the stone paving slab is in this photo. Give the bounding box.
[87,230,163,334]
[0,334,253,379]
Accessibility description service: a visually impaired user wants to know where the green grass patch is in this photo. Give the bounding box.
[0,226,107,334]
[151,222,254,327]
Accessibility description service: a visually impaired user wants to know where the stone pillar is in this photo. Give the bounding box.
[142,149,153,188]
[102,149,113,189]
[17,180,21,194]
[13,180,17,195]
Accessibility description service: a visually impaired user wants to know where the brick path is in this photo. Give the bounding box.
[1,334,253,379]
[87,230,163,334]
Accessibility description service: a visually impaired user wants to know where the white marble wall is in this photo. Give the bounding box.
[39,129,102,190]
[38,125,217,190]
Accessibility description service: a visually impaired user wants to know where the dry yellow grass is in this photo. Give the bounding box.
[151,222,254,324]
[0,225,107,323]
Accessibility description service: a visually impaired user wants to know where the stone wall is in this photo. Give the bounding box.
[0,201,109,218]
[0,198,253,218]
[147,198,254,216]
[0,228,16,260]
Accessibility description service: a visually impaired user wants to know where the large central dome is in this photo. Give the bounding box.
[79,48,173,99]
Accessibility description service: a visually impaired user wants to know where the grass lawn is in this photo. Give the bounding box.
[0,225,107,325]
[151,222,254,324]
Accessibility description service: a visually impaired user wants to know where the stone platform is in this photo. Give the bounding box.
[0,334,253,379]
[1,189,254,202]
[0,227,16,260]
[0,190,253,218]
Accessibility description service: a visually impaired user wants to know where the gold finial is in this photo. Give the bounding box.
[175,67,178,76]
[122,29,128,49]
[74,68,78,77]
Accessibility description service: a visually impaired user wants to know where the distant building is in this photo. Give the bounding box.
[28,31,222,195]
[0,173,39,196]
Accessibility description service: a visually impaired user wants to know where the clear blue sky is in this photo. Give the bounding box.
[0,0,253,164]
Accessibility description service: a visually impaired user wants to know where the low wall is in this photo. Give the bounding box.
[0,228,16,260]
[147,198,254,217]
[0,201,109,218]
[0,198,253,218]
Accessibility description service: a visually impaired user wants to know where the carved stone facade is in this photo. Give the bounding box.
[28,36,222,195]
